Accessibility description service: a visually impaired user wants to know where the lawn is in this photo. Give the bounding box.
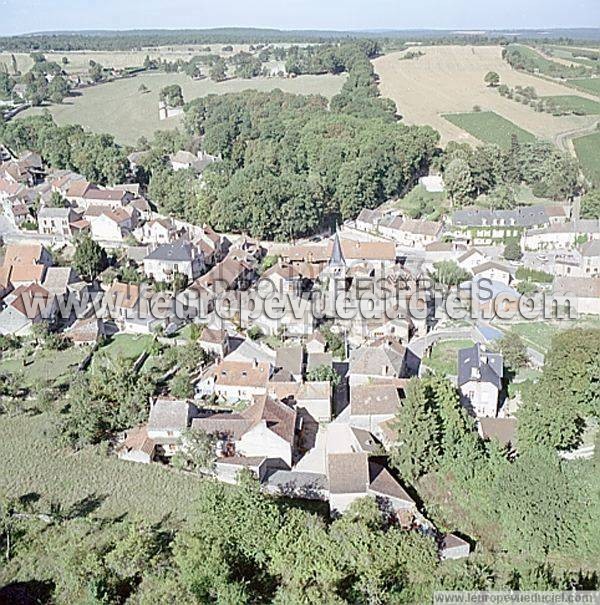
[574,131,600,187]
[506,322,558,354]
[442,111,536,149]
[423,339,475,377]
[541,95,600,115]
[0,413,205,521]
[21,71,346,145]
[568,77,600,97]
[92,334,155,368]
[0,346,90,389]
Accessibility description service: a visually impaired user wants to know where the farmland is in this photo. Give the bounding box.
[568,77,600,97]
[443,111,535,148]
[21,71,346,145]
[574,131,600,186]
[0,44,278,78]
[373,45,598,146]
[541,95,600,115]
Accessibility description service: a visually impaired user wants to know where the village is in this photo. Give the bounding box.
[1,137,599,565]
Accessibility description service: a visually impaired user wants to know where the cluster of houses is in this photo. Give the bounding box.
[3,149,593,557]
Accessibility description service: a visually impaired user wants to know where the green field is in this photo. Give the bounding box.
[0,413,204,521]
[92,334,155,369]
[442,111,536,149]
[0,346,90,389]
[21,71,346,145]
[541,95,600,115]
[509,44,589,77]
[424,339,475,377]
[574,131,600,187]
[568,78,600,97]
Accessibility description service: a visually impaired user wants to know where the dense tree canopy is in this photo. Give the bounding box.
[0,113,128,185]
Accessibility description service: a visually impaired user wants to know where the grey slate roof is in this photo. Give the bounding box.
[146,240,194,263]
[457,343,503,389]
[148,399,196,432]
[451,205,551,228]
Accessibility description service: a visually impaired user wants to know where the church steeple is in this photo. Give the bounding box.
[329,228,345,268]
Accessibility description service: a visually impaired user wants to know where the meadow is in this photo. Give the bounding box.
[541,95,600,115]
[573,131,600,187]
[442,111,536,148]
[0,412,205,521]
[21,71,346,145]
[373,45,598,146]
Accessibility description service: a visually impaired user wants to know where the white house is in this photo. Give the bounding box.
[147,398,197,457]
[143,241,204,283]
[457,343,503,418]
[457,248,488,273]
[553,276,600,315]
[471,261,512,286]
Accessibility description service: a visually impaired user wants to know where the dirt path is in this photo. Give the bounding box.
[553,119,600,156]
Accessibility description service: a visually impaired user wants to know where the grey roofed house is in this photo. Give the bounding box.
[328,452,369,494]
[296,380,331,402]
[526,219,600,236]
[553,276,600,298]
[349,339,406,378]
[38,207,75,219]
[265,469,328,499]
[275,345,304,378]
[306,352,333,372]
[451,205,551,228]
[356,208,382,227]
[145,240,196,262]
[440,533,470,560]
[350,383,402,416]
[191,414,254,440]
[148,398,197,434]
[457,343,503,389]
[42,266,84,296]
[581,239,600,257]
[368,461,414,506]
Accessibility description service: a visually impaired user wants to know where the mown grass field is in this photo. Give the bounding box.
[0,412,205,521]
[574,131,600,187]
[21,71,346,145]
[542,95,600,114]
[568,77,600,97]
[442,111,536,149]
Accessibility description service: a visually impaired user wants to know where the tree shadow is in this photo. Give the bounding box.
[62,493,107,520]
[0,580,54,605]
